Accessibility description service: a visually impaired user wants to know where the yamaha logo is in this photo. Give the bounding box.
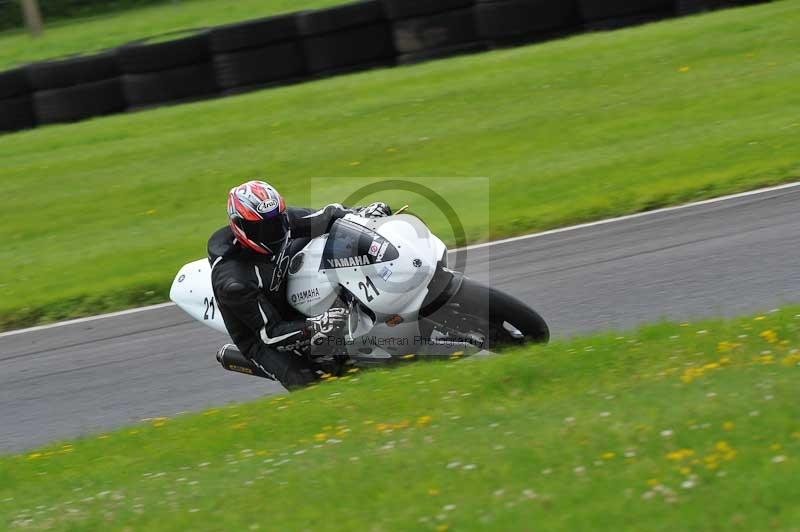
[256,199,279,213]
[326,255,372,268]
[290,287,321,304]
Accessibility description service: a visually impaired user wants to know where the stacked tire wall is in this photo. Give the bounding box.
[210,15,306,94]
[0,0,772,135]
[28,52,124,124]
[384,0,487,65]
[298,1,395,77]
[0,69,35,132]
[117,33,218,110]
[474,0,581,47]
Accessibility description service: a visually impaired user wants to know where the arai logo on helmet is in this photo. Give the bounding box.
[256,199,279,213]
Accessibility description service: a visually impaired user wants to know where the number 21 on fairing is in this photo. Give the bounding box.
[358,276,380,302]
[203,296,216,320]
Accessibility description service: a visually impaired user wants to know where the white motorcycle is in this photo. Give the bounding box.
[170,212,549,378]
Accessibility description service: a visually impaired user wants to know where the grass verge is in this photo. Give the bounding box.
[1,1,799,330]
[2,308,799,530]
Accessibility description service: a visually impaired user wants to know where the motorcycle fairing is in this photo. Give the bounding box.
[170,259,229,335]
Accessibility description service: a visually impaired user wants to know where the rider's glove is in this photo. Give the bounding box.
[358,202,391,218]
[306,307,349,347]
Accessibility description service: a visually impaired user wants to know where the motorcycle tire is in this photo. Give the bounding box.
[435,277,549,347]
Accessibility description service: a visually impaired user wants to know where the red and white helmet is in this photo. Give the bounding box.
[227,181,289,255]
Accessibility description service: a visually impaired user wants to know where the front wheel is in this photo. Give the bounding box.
[426,277,549,349]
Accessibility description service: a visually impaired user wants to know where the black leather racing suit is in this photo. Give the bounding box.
[207,204,352,389]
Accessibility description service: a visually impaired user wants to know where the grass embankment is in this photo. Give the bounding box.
[1,1,799,330]
[2,308,799,530]
[0,0,346,70]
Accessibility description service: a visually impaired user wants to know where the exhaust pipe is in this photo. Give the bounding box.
[216,344,263,378]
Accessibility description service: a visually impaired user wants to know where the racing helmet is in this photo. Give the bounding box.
[227,180,289,255]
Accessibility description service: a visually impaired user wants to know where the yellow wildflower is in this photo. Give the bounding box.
[722,421,735,431]
[666,449,695,461]
[715,441,733,453]
[759,330,778,343]
[416,415,433,427]
[781,353,800,366]
[756,354,774,365]
[717,341,740,353]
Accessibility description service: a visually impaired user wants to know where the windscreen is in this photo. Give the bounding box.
[320,219,399,270]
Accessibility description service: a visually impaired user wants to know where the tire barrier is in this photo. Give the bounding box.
[0,0,776,135]
[28,52,124,124]
[474,0,581,47]
[0,95,36,133]
[0,68,35,132]
[33,79,124,125]
[676,0,767,14]
[122,62,218,109]
[210,14,306,93]
[381,0,473,19]
[386,1,487,64]
[118,32,219,109]
[297,1,395,76]
[577,0,675,30]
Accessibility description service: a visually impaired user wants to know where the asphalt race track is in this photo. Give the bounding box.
[2,184,799,453]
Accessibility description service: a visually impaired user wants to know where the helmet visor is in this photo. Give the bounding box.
[238,213,290,251]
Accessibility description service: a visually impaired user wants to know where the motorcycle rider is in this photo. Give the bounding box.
[208,180,391,390]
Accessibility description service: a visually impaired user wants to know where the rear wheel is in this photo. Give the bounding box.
[427,277,549,348]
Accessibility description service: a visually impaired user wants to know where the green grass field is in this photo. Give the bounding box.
[0,0,345,70]
[1,1,798,331]
[2,308,798,530]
